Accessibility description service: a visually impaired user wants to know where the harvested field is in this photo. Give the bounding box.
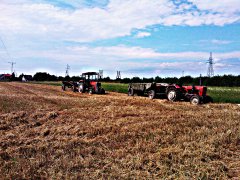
[0,82,240,179]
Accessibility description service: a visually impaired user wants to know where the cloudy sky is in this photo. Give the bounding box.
[0,0,239,78]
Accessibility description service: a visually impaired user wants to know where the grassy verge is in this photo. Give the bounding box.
[208,87,240,103]
[102,83,128,93]
[30,81,62,86]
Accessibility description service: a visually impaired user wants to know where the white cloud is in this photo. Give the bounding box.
[189,0,240,14]
[200,39,233,45]
[135,32,151,38]
[0,1,239,77]
[14,45,240,63]
[211,39,232,45]
[12,45,240,75]
[0,0,240,44]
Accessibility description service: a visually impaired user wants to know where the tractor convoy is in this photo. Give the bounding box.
[62,72,212,105]
[128,83,212,105]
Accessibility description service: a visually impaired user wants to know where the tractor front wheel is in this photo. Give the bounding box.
[190,95,200,105]
[62,85,66,91]
[89,89,93,94]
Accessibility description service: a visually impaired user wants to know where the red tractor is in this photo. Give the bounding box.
[128,83,212,105]
[62,72,105,94]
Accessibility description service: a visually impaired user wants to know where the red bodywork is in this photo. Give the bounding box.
[90,81,98,91]
[181,86,207,97]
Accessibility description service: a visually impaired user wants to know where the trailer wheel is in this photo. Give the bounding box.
[78,84,84,93]
[128,88,134,96]
[62,85,66,91]
[167,88,178,101]
[72,86,76,92]
[148,90,155,99]
[190,95,200,105]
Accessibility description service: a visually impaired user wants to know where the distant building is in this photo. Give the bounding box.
[0,74,12,81]
[22,75,33,82]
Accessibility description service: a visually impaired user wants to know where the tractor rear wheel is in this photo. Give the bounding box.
[148,90,155,99]
[190,95,200,105]
[167,88,178,101]
[128,88,134,96]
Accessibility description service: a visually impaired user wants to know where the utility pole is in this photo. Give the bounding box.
[8,61,16,74]
[116,71,121,79]
[207,52,214,77]
[182,70,184,77]
[65,64,70,77]
[99,70,103,79]
[199,74,202,86]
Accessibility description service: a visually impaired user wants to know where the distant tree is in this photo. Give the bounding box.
[102,77,111,82]
[33,72,57,81]
[178,76,193,85]
[18,73,24,81]
[64,75,70,81]
[71,76,81,81]
[164,77,178,84]
[143,77,154,83]
[131,77,142,83]
[155,76,163,83]
[58,76,64,81]
[11,72,16,81]
[121,78,131,84]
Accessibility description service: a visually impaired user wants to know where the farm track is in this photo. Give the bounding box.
[0,82,240,179]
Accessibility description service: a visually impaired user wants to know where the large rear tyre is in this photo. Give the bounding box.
[167,88,178,101]
[128,88,134,96]
[148,90,155,99]
[190,95,200,105]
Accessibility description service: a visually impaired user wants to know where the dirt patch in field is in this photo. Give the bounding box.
[0,82,239,179]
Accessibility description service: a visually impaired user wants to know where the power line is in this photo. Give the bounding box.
[0,36,12,61]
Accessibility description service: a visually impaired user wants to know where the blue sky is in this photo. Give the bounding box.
[0,0,239,78]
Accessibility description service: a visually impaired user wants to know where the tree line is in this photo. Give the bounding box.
[13,72,240,87]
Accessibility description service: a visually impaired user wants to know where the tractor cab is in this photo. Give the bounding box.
[79,72,105,94]
[81,72,99,81]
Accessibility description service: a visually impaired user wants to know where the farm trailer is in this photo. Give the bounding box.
[128,83,213,105]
